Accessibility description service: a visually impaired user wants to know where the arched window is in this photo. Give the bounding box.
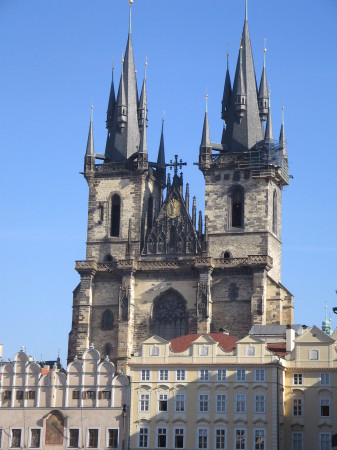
[272,190,277,235]
[151,290,188,340]
[102,310,114,330]
[111,194,121,237]
[103,343,113,358]
[230,187,244,228]
[147,196,153,230]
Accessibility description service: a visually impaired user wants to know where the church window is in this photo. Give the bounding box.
[102,310,114,330]
[151,290,188,340]
[272,190,277,235]
[229,186,244,228]
[147,196,154,230]
[103,343,113,358]
[229,283,239,301]
[110,194,121,237]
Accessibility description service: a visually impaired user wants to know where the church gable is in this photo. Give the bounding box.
[144,177,201,256]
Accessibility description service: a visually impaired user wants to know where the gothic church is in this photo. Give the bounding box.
[68,2,293,371]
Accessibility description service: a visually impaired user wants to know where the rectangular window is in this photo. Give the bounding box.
[84,390,95,400]
[107,429,118,448]
[199,394,209,412]
[199,345,209,356]
[199,369,209,382]
[174,428,184,449]
[101,390,111,400]
[26,391,36,400]
[11,429,22,448]
[159,370,169,381]
[235,429,246,450]
[16,391,24,400]
[140,369,150,381]
[30,429,41,448]
[320,399,330,417]
[217,369,227,382]
[68,429,79,448]
[321,373,330,386]
[292,432,303,450]
[255,394,266,413]
[215,429,226,450]
[3,390,11,400]
[72,390,80,400]
[175,394,185,412]
[216,394,227,413]
[176,369,186,381]
[255,369,265,382]
[139,394,150,412]
[88,429,98,448]
[236,369,246,382]
[158,394,168,412]
[293,398,303,416]
[235,394,246,413]
[293,374,303,385]
[139,428,149,448]
[320,433,331,450]
[198,429,208,449]
[254,429,265,450]
[157,428,167,448]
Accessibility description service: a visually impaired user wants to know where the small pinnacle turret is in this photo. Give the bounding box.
[84,105,95,176]
[264,92,273,142]
[106,63,116,130]
[138,58,148,130]
[222,53,232,123]
[234,46,247,122]
[258,47,269,122]
[116,58,128,131]
[199,95,212,166]
[279,106,287,159]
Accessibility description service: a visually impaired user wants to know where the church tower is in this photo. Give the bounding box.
[197,2,292,336]
[68,2,293,370]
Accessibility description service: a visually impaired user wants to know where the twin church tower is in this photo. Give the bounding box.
[68,2,293,370]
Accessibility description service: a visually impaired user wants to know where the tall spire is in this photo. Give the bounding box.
[264,91,274,142]
[157,117,166,169]
[86,104,95,157]
[129,0,133,34]
[105,1,140,161]
[106,60,116,130]
[138,56,148,130]
[222,52,232,123]
[245,0,248,22]
[234,45,247,121]
[258,44,269,122]
[222,8,264,152]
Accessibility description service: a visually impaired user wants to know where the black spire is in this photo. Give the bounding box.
[222,52,232,123]
[258,47,269,122]
[106,63,116,130]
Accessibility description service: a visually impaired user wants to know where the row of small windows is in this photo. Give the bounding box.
[292,397,333,417]
[292,432,332,450]
[140,368,266,383]
[292,372,331,385]
[2,389,113,402]
[138,392,266,414]
[0,427,118,449]
[138,427,266,450]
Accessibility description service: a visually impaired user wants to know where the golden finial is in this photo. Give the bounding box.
[121,50,124,64]
[129,0,133,33]
[282,101,285,124]
[264,38,267,67]
[90,98,94,122]
[205,88,208,113]
[144,54,148,78]
[162,110,166,123]
[112,56,115,71]
[226,44,230,69]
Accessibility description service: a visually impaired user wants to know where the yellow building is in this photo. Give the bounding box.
[283,326,337,450]
[129,333,283,450]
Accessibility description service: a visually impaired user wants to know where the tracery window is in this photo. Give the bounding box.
[229,186,244,228]
[152,290,188,340]
[111,194,121,237]
[102,310,114,330]
[272,190,277,235]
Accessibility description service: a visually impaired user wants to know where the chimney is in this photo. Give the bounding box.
[286,325,295,352]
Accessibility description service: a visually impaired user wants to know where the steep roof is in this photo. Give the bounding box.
[169,333,238,353]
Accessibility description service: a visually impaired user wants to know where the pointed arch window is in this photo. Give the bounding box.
[147,196,154,230]
[102,310,114,330]
[229,186,244,228]
[111,194,121,237]
[272,190,277,235]
[151,290,188,340]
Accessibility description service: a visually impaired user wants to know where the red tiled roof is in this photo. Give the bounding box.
[41,368,50,375]
[267,343,288,357]
[170,333,238,353]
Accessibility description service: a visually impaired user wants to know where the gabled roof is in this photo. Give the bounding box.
[169,333,238,353]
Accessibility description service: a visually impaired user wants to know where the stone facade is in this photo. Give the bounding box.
[68,5,293,371]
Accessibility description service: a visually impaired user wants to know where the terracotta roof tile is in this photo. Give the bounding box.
[169,333,238,353]
[267,343,288,357]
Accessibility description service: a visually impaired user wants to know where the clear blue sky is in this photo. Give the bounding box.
[1,0,337,364]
